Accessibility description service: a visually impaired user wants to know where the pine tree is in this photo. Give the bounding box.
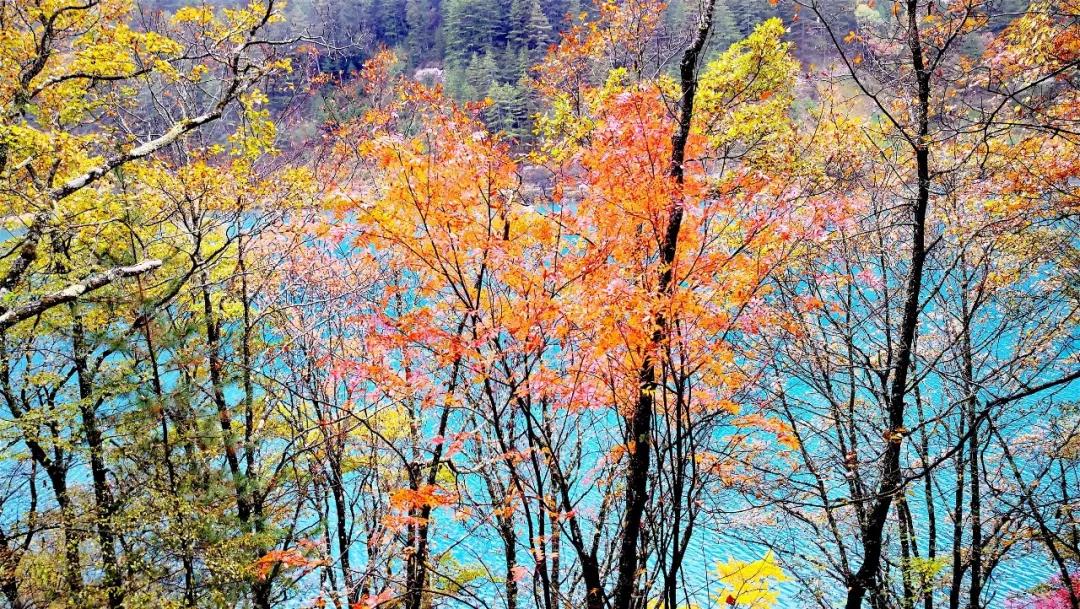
[509,0,552,48]
[500,46,526,83]
[405,0,438,66]
[728,0,778,37]
[709,0,742,52]
[444,64,469,99]
[541,0,580,31]
[514,72,539,138]
[372,0,408,45]
[509,0,529,48]
[443,0,502,66]
[465,51,500,100]
[485,82,526,136]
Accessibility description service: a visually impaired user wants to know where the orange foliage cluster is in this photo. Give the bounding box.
[302,2,845,526]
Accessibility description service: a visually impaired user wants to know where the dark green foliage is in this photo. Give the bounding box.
[363,0,409,45]
[509,0,553,56]
[406,0,441,65]
[444,0,507,65]
[264,0,862,135]
[542,0,581,28]
[711,1,742,50]
[439,0,561,138]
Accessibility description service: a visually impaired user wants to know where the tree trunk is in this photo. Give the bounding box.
[949,414,967,609]
[961,278,982,609]
[71,303,123,609]
[613,3,716,608]
[844,2,931,606]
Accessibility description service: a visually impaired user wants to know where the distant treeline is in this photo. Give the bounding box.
[265,0,847,136]
[143,0,1026,137]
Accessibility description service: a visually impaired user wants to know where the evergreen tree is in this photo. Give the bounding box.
[485,82,529,136]
[405,0,438,66]
[371,0,408,45]
[500,46,527,84]
[443,0,503,66]
[728,0,778,36]
[465,51,500,100]
[541,0,580,30]
[509,0,553,53]
[443,64,469,99]
[708,0,742,54]
[514,72,539,137]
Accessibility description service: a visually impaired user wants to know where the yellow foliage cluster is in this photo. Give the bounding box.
[714,551,790,609]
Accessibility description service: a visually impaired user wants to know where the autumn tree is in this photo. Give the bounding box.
[313,4,846,609]
[0,0,309,606]
[744,1,1080,607]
